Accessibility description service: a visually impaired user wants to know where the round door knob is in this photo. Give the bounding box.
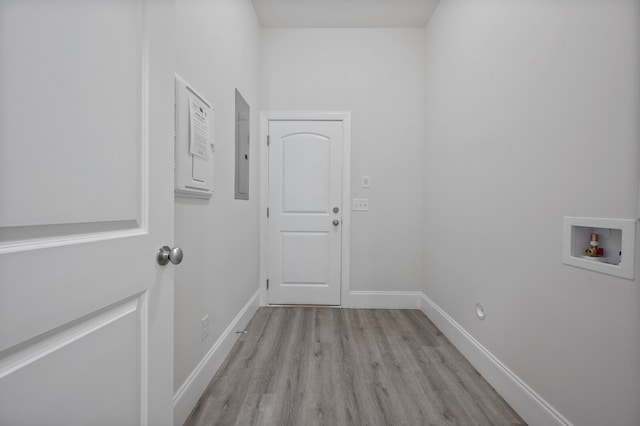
[157,246,184,265]
[332,219,340,226]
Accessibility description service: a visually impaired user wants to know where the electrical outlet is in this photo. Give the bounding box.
[201,314,209,341]
[352,198,369,211]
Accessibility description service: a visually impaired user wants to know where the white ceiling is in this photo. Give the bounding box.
[252,0,441,28]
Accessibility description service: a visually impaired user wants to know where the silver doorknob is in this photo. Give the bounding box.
[157,246,184,265]
[332,219,340,226]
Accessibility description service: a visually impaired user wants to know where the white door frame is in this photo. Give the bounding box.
[259,112,351,307]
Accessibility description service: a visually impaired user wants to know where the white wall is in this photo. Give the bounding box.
[261,28,425,293]
[174,0,261,397]
[423,1,640,425]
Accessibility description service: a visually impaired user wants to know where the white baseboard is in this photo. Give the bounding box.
[419,293,572,426]
[347,291,422,309]
[173,290,260,426]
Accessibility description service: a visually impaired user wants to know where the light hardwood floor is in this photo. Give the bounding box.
[184,307,525,426]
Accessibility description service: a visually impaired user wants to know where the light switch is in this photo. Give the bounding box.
[362,175,370,188]
[352,198,369,211]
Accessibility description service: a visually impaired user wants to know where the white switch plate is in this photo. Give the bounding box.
[352,198,369,211]
[361,175,370,188]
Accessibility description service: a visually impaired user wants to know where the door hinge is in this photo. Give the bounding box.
[267,207,269,218]
[267,135,270,147]
[266,279,269,290]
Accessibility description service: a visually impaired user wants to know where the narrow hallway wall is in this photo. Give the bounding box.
[174,0,261,406]
[422,1,640,424]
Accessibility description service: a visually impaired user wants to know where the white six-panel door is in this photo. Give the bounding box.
[0,1,174,424]
[267,120,344,305]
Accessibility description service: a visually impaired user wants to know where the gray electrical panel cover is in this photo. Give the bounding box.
[235,89,250,200]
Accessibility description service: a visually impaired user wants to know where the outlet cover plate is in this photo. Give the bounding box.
[352,198,369,211]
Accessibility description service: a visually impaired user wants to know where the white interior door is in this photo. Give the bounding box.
[0,1,175,425]
[267,120,343,305]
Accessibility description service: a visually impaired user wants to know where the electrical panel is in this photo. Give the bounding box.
[235,89,250,200]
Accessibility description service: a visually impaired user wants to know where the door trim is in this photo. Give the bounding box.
[259,112,351,307]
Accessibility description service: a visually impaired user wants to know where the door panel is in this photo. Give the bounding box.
[0,0,141,229]
[282,232,329,284]
[0,1,174,424]
[282,135,330,213]
[0,297,142,425]
[268,120,343,305]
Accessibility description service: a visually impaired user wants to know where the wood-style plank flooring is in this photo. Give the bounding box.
[184,308,525,426]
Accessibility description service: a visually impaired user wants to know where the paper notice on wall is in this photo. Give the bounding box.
[189,97,211,160]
